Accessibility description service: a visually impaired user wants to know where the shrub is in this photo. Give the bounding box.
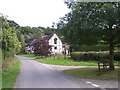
[3,49,15,59]
[71,51,120,61]
[114,52,120,61]
[71,52,98,61]
[70,45,108,52]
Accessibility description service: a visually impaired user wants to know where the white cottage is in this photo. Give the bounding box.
[45,34,63,55]
[26,34,64,55]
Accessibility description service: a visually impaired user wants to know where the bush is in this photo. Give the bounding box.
[114,52,120,61]
[3,49,15,59]
[70,45,108,52]
[78,45,108,51]
[71,51,120,61]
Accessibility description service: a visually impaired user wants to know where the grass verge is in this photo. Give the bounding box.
[0,49,2,89]
[36,57,98,66]
[18,54,36,58]
[2,57,21,88]
[63,68,119,80]
[0,49,2,63]
[0,66,1,89]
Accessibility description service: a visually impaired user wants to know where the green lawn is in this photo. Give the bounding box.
[18,54,36,58]
[63,68,119,80]
[2,58,21,88]
[36,57,98,66]
[19,54,119,66]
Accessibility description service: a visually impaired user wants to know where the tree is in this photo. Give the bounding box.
[19,26,44,42]
[34,40,51,57]
[19,34,25,53]
[2,16,21,59]
[58,2,120,70]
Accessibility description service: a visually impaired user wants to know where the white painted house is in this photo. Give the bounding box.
[25,34,69,55]
[46,34,63,55]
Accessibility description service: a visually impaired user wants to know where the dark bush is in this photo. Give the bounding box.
[114,52,120,61]
[70,45,108,52]
[71,51,120,61]
[71,52,99,61]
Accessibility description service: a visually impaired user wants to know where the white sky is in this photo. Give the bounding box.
[0,0,70,28]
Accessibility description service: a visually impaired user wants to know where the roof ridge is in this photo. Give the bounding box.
[43,34,54,40]
[30,39,36,45]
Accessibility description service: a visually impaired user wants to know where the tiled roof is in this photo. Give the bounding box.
[42,34,53,41]
[27,34,54,46]
[28,38,42,46]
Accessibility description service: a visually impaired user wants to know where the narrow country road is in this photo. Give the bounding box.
[14,56,118,89]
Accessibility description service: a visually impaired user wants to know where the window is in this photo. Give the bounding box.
[54,38,57,44]
[54,47,57,50]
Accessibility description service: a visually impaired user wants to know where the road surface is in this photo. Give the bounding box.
[14,56,118,89]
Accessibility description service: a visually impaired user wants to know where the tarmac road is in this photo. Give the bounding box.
[14,56,118,89]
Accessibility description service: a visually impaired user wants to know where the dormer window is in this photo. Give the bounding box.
[54,38,57,44]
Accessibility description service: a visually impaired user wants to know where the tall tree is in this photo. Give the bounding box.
[58,2,120,70]
[2,16,21,58]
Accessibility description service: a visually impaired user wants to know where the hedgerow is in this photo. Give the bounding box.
[71,51,120,61]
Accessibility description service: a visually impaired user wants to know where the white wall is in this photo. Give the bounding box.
[25,46,34,53]
[48,34,62,54]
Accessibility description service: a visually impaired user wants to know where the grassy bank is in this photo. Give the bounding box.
[18,54,36,58]
[0,49,2,89]
[0,49,2,63]
[36,57,98,66]
[63,68,119,80]
[2,57,21,88]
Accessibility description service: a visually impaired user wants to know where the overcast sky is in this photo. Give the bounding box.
[0,0,70,28]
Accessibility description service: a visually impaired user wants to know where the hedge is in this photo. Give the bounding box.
[71,51,120,61]
[70,45,108,52]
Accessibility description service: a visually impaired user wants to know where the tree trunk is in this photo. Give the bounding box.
[109,39,115,70]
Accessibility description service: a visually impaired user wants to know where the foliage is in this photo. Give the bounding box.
[71,52,98,61]
[2,48,15,58]
[0,18,2,49]
[0,49,2,62]
[19,26,43,43]
[43,27,55,35]
[71,51,120,61]
[19,34,25,53]
[34,40,52,57]
[7,20,20,28]
[114,52,120,61]
[57,2,120,70]
[70,45,108,52]
[2,16,21,59]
